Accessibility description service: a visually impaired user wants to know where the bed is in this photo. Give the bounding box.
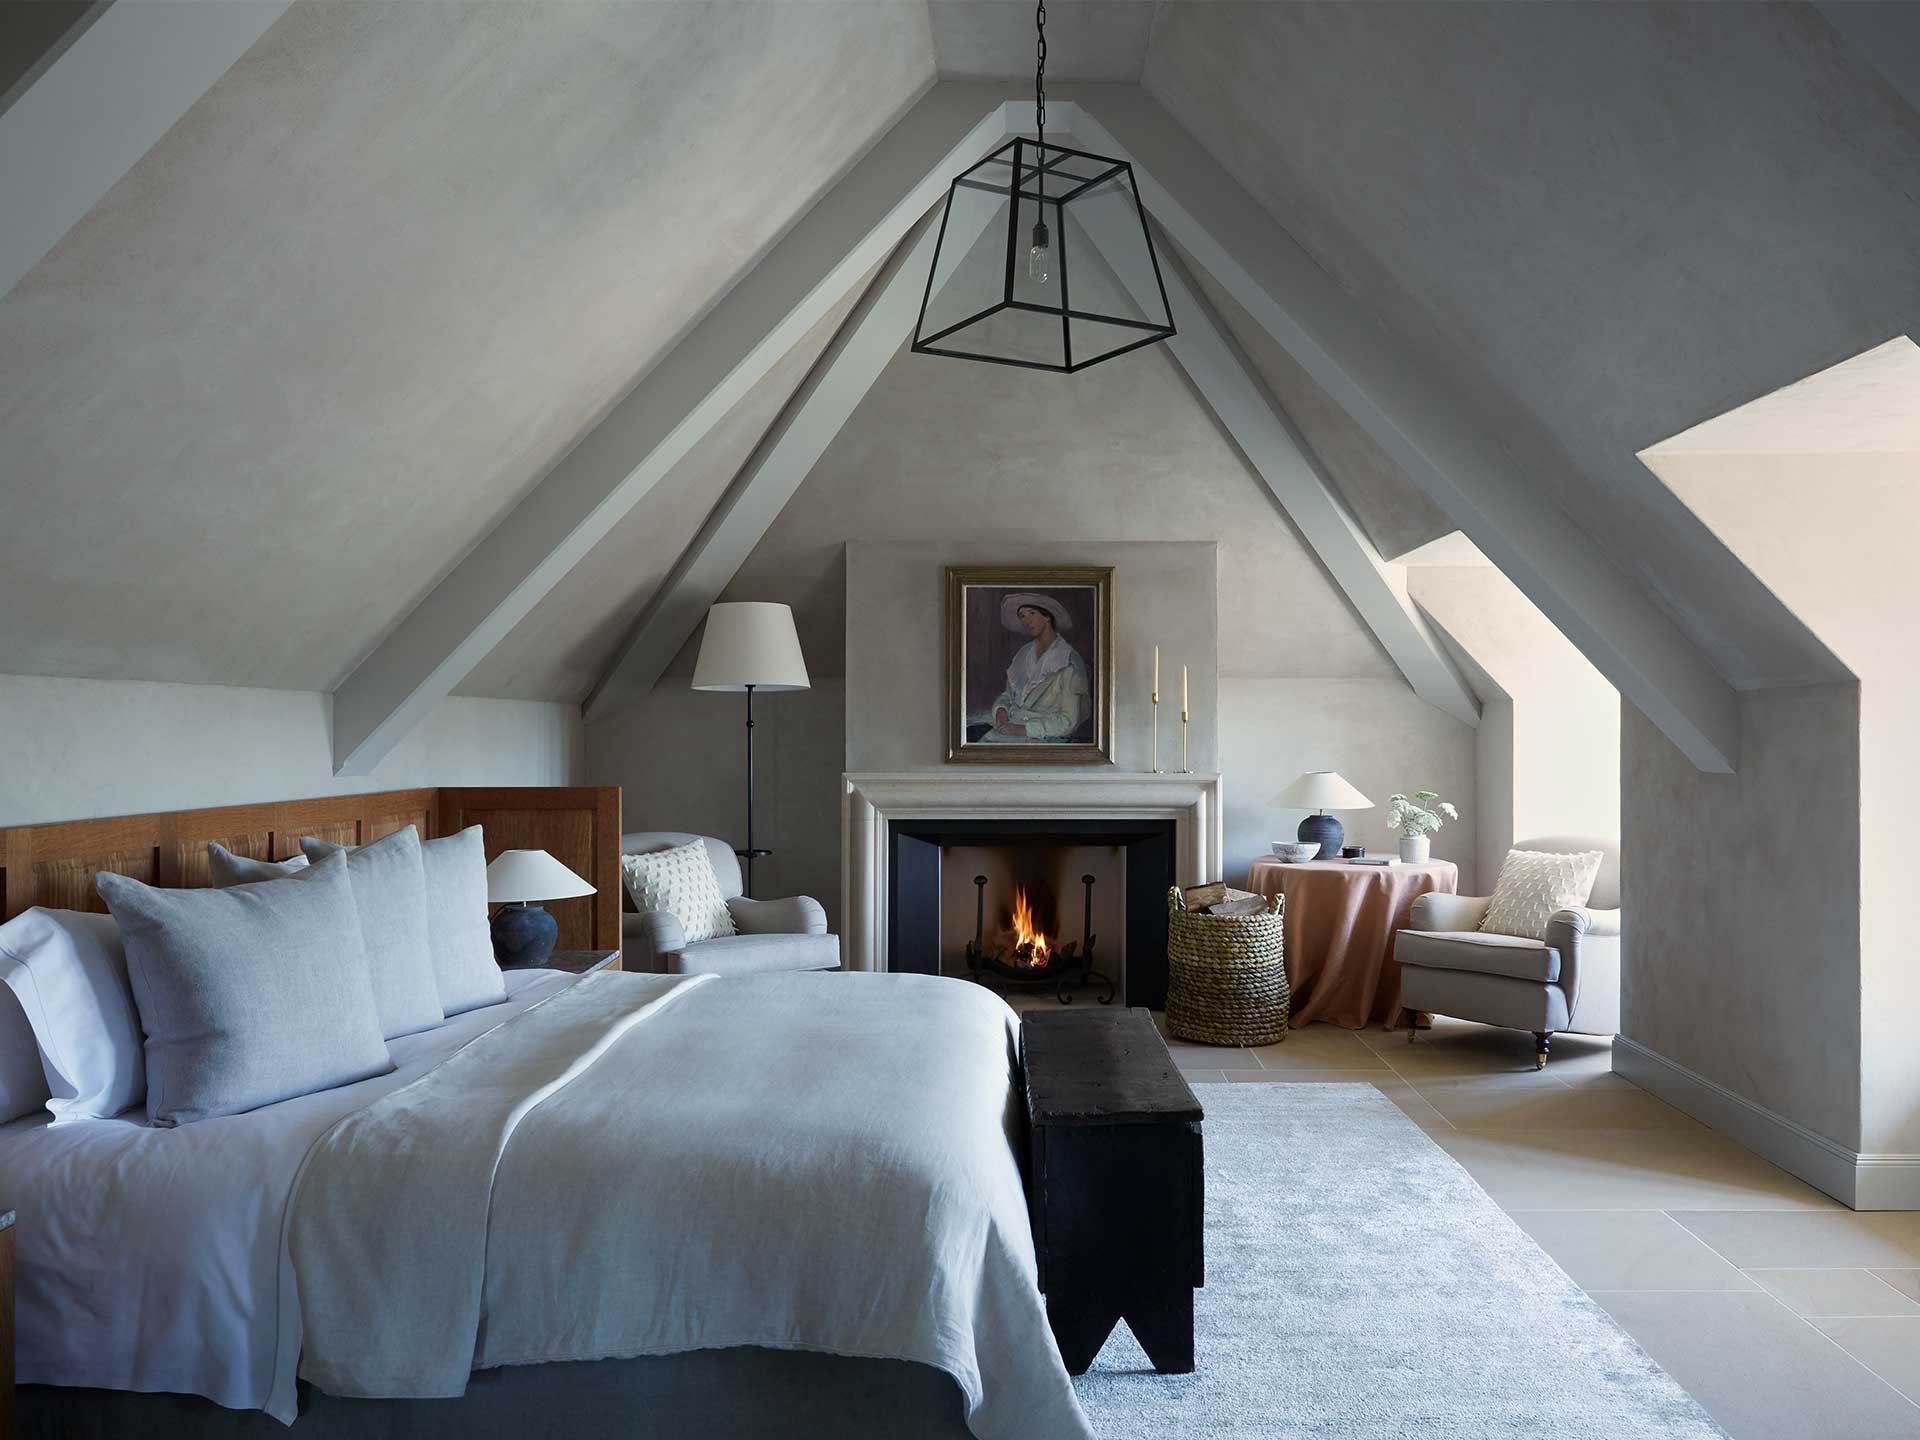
[1,789,1092,1440]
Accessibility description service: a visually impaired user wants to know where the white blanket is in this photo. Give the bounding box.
[286,970,1092,1440]
[0,968,574,1415]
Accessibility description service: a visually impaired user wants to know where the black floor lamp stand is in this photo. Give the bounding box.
[736,683,771,898]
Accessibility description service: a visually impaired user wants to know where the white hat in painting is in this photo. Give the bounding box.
[999,592,1074,633]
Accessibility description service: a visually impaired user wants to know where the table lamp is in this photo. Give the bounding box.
[692,601,811,898]
[1272,771,1374,859]
[486,849,596,969]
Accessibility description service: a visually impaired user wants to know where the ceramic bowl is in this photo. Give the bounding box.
[1269,840,1322,863]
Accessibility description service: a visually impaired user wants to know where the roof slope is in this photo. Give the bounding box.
[0,0,932,690]
[1142,1,1918,690]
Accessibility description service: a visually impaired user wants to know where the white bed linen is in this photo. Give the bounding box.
[286,970,1092,1440]
[0,968,571,1416]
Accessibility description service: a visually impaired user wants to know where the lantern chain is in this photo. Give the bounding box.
[1034,0,1047,162]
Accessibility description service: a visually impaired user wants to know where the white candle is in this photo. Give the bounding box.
[1153,645,1160,696]
[1182,664,1188,713]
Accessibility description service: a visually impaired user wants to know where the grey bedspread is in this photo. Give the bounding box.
[284,970,1091,1440]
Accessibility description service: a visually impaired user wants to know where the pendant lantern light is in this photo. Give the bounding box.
[910,1,1175,373]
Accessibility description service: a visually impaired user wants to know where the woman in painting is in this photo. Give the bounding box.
[970,592,1092,743]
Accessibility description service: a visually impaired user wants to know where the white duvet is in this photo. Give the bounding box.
[0,968,573,1413]
[5,968,1092,1439]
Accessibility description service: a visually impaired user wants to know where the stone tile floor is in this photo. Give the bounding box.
[1022,998,1920,1440]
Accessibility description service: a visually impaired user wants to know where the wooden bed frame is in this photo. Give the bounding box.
[0,787,624,953]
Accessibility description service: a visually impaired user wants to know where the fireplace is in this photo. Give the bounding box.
[886,817,1177,1008]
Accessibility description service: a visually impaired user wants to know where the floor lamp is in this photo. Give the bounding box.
[692,602,811,899]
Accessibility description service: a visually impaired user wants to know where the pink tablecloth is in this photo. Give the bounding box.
[1244,856,1459,1029]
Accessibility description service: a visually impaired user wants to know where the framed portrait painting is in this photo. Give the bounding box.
[945,565,1114,765]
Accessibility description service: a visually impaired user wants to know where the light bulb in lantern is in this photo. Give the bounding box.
[1027,219,1051,286]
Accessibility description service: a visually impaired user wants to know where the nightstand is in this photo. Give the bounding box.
[538,949,621,976]
[2,1208,14,1440]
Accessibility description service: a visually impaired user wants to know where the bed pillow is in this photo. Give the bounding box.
[621,840,735,945]
[294,827,444,1039]
[0,907,144,1123]
[1479,848,1606,942]
[0,982,48,1124]
[306,825,505,1017]
[207,843,310,887]
[96,854,392,1127]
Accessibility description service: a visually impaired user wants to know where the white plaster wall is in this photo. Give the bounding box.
[1621,686,1862,1151]
[0,674,583,826]
[1650,446,1920,1155]
[1411,566,1620,886]
[1221,678,1476,889]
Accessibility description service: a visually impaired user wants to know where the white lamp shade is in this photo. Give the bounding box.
[691,602,811,692]
[1272,770,1375,811]
[485,849,596,904]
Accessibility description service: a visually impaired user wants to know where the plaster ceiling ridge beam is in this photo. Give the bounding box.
[1072,191,1477,726]
[1071,92,1741,774]
[329,84,1019,775]
[584,201,997,724]
[0,0,293,301]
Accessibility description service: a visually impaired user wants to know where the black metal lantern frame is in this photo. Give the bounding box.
[909,135,1177,374]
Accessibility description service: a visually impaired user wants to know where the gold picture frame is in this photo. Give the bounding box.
[945,565,1115,765]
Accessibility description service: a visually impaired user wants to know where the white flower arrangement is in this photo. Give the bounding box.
[1388,791,1459,838]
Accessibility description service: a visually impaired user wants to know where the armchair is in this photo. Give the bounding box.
[621,831,841,977]
[1395,835,1620,1068]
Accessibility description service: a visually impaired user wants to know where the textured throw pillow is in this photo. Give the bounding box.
[207,843,310,887]
[294,827,444,1039]
[621,840,735,944]
[0,907,144,1123]
[305,825,505,1017]
[96,854,392,1127]
[1480,848,1606,942]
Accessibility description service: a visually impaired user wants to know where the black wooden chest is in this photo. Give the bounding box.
[1021,1006,1204,1375]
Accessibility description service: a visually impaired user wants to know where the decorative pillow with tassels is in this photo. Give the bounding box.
[1479,848,1605,942]
[621,840,736,945]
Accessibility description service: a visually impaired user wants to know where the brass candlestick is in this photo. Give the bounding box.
[1151,687,1163,773]
[1179,663,1191,773]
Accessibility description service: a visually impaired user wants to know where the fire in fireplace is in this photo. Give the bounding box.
[964,869,1115,1004]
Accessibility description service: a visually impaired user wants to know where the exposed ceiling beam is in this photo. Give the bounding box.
[0,0,291,301]
[1071,88,1741,773]
[1073,187,1479,727]
[583,202,995,722]
[329,84,1017,775]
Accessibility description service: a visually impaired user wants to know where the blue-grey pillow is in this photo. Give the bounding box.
[293,827,444,1039]
[306,825,505,1017]
[95,853,392,1127]
[207,842,310,887]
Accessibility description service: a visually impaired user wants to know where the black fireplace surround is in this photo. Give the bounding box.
[887,817,1177,1009]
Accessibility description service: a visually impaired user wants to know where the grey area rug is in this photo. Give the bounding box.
[1072,1083,1727,1440]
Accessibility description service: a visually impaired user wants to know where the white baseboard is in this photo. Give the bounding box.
[1613,1036,1920,1211]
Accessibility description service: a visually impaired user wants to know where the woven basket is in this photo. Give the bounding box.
[1164,886,1288,1047]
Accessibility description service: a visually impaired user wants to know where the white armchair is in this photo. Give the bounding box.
[1395,835,1620,1068]
[621,831,840,977]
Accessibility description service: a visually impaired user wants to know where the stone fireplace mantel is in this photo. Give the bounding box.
[840,770,1225,974]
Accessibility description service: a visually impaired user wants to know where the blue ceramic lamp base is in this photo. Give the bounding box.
[491,902,559,969]
[1297,812,1345,860]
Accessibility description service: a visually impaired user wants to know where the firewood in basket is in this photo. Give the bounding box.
[1182,882,1229,909]
[1206,895,1267,917]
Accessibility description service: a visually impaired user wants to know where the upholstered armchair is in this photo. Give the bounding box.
[621,831,841,977]
[1395,835,1620,1068]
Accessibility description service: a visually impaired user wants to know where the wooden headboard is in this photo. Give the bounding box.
[0,786,623,952]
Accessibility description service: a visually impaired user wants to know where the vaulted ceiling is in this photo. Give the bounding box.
[4,0,1917,773]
